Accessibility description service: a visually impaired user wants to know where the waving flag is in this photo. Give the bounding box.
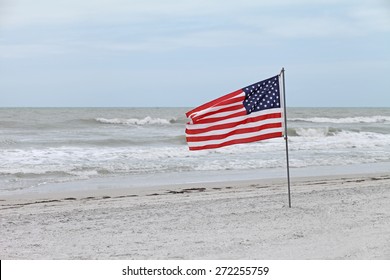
[185,75,284,151]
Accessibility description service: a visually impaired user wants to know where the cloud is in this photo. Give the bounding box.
[261,16,365,38]
[0,43,71,58]
[84,28,273,53]
[1,0,259,27]
[0,0,366,28]
[236,1,390,39]
[0,0,389,59]
[348,7,390,33]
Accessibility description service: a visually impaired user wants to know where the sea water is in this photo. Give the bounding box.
[1,107,390,194]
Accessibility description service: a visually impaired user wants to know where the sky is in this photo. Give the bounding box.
[0,0,389,107]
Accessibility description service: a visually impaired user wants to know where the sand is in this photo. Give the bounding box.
[1,173,390,259]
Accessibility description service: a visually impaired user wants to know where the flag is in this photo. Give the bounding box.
[185,75,284,151]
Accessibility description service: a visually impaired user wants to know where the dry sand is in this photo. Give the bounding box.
[1,173,390,259]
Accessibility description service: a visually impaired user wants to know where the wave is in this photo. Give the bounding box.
[95,116,176,126]
[290,116,390,124]
[2,130,390,194]
[84,135,187,146]
[288,127,341,137]
[0,138,18,146]
[288,126,390,138]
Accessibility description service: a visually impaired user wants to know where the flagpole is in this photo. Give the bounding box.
[280,67,291,208]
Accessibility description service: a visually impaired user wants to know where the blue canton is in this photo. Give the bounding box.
[242,75,280,114]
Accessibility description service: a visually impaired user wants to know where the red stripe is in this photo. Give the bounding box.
[186,122,282,142]
[194,110,247,124]
[192,104,244,123]
[186,89,243,118]
[186,112,282,135]
[188,132,283,150]
[216,95,245,107]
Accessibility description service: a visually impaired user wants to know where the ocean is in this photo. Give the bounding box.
[1,107,390,195]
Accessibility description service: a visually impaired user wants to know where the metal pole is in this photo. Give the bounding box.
[281,68,291,208]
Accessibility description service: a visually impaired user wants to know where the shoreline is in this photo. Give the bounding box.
[1,170,390,204]
[1,170,390,203]
[2,161,390,201]
[1,172,390,259]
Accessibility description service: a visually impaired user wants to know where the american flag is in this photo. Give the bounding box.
[185,75,284,151]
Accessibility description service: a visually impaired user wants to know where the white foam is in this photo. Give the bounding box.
[0,138,18,145]
[95,116,174,125]
[291,116,390,124]
[2,130,390,177]
[3,107,390,195]
[294,127,331,137]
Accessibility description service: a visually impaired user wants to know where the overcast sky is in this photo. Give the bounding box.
[0,0,389,107]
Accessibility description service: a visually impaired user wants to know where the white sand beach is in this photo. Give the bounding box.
[1,173,390,259]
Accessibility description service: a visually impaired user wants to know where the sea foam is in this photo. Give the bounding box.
[290,115,390,124]
[95,116,175,125]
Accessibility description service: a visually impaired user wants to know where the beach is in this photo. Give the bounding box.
[1,172,390,259]
[1,107,390,259]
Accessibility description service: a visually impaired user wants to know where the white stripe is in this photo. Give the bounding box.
[201,107,246,120]
[186,117,283,137]
[187,108,282,130]
[188,92,245,119]
[187,127,283,148]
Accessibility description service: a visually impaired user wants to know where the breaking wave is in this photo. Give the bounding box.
[0,138,18,146]
[288,127,341,137]
[290,116,390,124]
[95,116,176,126]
